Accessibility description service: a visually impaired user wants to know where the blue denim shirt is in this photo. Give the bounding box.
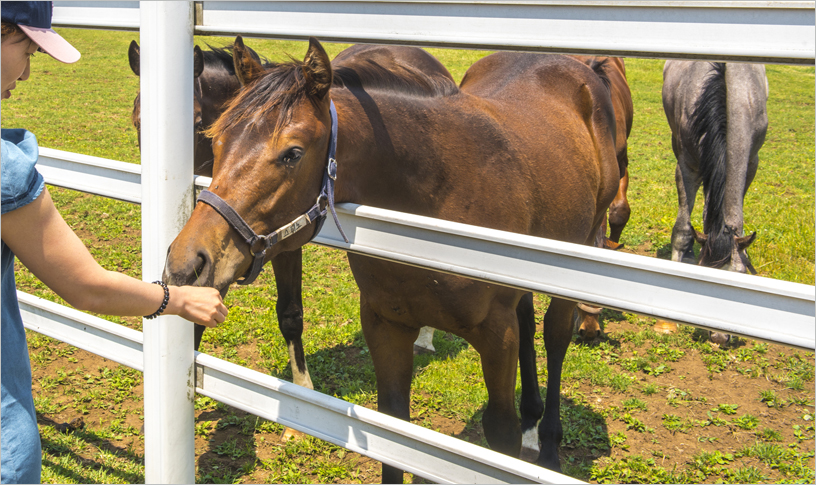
[1,128,45,484]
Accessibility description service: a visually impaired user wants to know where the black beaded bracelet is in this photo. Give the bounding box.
[144,281,170,319]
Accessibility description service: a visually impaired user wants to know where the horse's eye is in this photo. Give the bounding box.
[281,147,303,165]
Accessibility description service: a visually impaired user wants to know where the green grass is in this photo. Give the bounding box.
[2,27,814,484]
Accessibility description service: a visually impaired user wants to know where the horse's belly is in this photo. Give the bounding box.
[347,254,521,334]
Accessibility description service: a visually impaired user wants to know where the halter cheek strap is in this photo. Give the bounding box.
[196,100,348,285]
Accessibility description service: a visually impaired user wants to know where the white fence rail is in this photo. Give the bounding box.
[53,1,816,64]
[14,1,814,483]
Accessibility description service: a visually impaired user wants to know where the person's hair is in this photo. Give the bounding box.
[1,22,23,42]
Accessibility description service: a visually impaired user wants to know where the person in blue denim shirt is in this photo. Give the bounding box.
[1,3,229,483]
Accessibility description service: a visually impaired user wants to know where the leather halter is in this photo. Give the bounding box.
[196,100,348,285]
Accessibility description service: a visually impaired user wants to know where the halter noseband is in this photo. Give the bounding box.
[196,100,348,285]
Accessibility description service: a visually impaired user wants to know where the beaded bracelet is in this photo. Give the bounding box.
[144,281,170,319]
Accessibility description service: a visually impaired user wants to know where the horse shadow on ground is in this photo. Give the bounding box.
[37,415,144,483]
[192,327,470,482]
[413,394,611,483]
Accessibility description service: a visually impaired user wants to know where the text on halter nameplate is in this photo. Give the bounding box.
[278,212,312,241]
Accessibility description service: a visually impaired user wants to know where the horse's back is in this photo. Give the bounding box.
[457,52,619,239]
[332,44,458,97]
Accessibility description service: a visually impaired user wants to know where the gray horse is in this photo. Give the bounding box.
[662,61,768,342]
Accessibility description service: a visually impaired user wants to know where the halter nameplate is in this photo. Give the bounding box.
[278,212,312,242]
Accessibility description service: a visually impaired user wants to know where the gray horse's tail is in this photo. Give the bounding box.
[691,62,730,268]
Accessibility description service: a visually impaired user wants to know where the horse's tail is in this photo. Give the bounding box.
[690,62,730,268]
[585,58,613,95]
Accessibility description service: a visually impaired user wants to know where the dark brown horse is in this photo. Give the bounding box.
[164,37,619,481]
[128,40,256,176]
[570,56,634,340]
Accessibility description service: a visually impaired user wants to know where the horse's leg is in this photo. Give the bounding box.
[537,297,575,473]
[517,292,544,462]
[194,323,206,351]
[470,307,522,458]
[670,145,700,264]
[360,298,418,484]
[271,248,313,389]
[413,326,436,355]
[608,164,631,244]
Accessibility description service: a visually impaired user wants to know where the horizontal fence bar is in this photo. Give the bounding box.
[18,291,144,371]
[37,147,142,204]
[37,152,815,349]
[313,204,816,350]
[195,353,581,484]
[54,1,816,64]
[52,1,140,31]
[17,291,575,484]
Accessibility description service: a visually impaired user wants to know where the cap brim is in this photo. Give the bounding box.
[18,25,80,64]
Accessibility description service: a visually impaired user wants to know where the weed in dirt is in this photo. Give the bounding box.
[733,413,761,430]
[758,427,784,442]
[622,397,648,412]
[688,450,734,477]
[716,403,740,415]
[723,465,767,483]
[642,383,659,396]
[662,413,693,434]
[760,389,780,407]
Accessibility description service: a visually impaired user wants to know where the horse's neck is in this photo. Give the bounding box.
[332,90,454,210]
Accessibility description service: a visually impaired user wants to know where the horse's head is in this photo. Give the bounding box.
[129,40,207,169]
[693,226,757,274]
[163,36,335,292]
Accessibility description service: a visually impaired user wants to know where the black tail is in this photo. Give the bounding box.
[586,58,612,94]
[691,62,730,268]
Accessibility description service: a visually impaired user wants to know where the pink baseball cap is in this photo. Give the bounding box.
[2,2,80,64]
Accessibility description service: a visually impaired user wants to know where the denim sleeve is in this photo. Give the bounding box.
[1,129,45,215]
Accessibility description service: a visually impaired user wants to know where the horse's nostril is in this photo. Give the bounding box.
[195,252,209,279]
[578,328,585,337]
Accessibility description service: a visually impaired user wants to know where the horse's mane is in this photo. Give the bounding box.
[690,61,730,268]
[205,59,312,139]
[332,59,459,98]
[207,55,458,139]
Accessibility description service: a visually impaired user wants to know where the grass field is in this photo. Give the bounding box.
[2,28,814,483]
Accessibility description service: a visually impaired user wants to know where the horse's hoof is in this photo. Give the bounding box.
[709,332,730,346]
[653,320,678,334]
[413,344,435,355]
[280,427,307,442]
[519,446,539,463]
[56,417,85,434]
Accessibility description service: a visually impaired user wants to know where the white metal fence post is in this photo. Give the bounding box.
[139,2,196,483]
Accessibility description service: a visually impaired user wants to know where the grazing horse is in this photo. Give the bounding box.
[570,56,634,340]
[163,37,619,481]
[663,61,768,342]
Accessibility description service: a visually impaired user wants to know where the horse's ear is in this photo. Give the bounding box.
[193,45,204,79]
[303,37,333,100]
[692,227,708,245]
[233,36,264,86]
[736,231,757,251]
[128,40,140,76]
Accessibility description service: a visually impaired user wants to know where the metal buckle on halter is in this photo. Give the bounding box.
[327,158,337,181]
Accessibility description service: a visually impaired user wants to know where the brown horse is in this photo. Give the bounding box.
[163,37,619,481]
[129,40,322,393]
[570,56,634,340]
